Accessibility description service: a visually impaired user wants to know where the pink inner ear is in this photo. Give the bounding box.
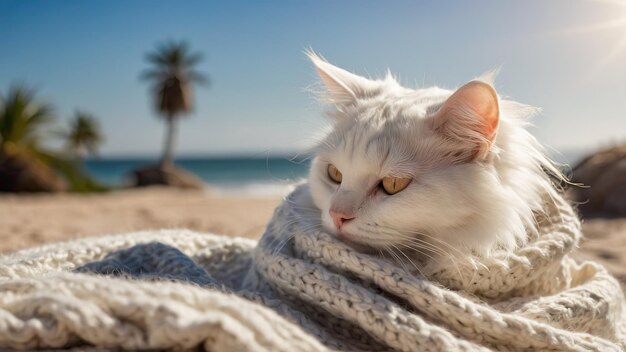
[448,81,500,141]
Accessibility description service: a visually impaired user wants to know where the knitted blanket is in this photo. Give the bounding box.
[1,184,625,351]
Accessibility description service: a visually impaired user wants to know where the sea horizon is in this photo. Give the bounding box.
[82,148,588,197]
[83,154,312,196]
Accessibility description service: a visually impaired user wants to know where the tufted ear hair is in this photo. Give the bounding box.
[306,49,379,106]
[431,80,500,160]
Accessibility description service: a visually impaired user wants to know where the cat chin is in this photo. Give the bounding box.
[323,225,380,254]
[334,234,380,254]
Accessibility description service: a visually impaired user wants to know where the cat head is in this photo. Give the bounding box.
[306,51,563,257]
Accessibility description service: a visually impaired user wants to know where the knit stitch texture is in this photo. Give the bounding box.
[0,184,625,351]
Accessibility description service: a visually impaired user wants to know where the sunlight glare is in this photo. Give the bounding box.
[553,0,626,76]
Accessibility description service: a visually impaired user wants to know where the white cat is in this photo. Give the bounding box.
[305,51,566,270]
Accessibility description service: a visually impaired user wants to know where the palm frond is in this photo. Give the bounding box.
[0,85,55,146]
[35,148,108,192]
[183,52,203,67]
[63,111,103,158]
[141,40,208,117]
[187,71,209,85]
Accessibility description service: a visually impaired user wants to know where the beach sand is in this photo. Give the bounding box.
[0,187,281,253]
[1,187,625,290]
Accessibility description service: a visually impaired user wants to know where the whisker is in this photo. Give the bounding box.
[391,243,425,278]
[371,225,469,284]
[270,223,323,255]
[381,231,448,257]
[396,242,437,262]
[399,229,467,258]
[385,246,408,274]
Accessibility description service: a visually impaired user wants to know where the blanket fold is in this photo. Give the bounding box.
[1,184,625,351]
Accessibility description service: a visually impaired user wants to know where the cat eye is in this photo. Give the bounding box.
[327,164,342,184]
[381,176,412,195]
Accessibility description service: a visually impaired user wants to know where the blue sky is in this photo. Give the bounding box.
[1,0,625,157]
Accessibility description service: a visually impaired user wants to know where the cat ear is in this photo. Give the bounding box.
[431,81,500,160]
[306,50,378,105]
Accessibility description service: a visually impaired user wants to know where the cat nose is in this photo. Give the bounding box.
[329,210,356,229]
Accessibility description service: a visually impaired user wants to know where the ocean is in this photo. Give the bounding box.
[84,150,583,196]
[84,156,312,196]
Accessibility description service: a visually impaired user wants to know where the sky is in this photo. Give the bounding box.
[0,0,625,158]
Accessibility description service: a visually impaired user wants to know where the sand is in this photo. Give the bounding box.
[0,187,281,254]
[1,187,624,290]
[576,217,626,288]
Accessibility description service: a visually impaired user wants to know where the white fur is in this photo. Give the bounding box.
[305,51,565,263]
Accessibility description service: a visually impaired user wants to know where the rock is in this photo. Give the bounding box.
[130,163,205,190]
[0,146,67,193]
[570,144,626,217]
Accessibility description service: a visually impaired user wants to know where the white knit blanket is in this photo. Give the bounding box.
[1,184,625,351]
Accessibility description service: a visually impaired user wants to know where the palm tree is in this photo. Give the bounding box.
[141,40,207,166]
[0,86,106,193]
[0,86,55,152]
[63,111,103,160]
[0,86,65,192]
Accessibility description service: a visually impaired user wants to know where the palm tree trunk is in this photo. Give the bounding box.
[160,115,176,167]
